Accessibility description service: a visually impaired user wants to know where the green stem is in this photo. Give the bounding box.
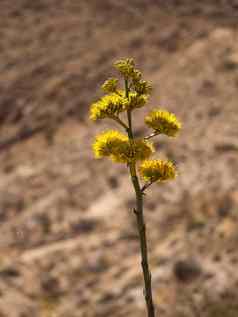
[125,79,133,137]
[144,131,159,140]
[141,181,154,193]
[111,115,129,131]
[125,78,155,317]
[130,165,155,317]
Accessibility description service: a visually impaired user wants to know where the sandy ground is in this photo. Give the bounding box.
[0,1,238,316]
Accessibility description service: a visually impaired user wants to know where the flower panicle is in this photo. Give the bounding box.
[145,109,181,137]
[131,139,154,162]
[140,159,176,183]
[114,58,152,95]
[101,78,118,93]
[126,91,148,111]
[90,90,150,121]
[91,59,181,187]
[114,58,135,79]
[133,79,152,95]
[90,58,153,122]
[90,92,128,121]
[93,130,154,164]
[93,130,127,158]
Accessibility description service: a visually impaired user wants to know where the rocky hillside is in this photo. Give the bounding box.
[0,1,238,316]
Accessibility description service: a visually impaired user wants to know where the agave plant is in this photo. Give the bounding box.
[90,58,181,317]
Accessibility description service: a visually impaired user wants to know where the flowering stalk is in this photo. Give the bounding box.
[90,58,181,317]
[125,78,155,317]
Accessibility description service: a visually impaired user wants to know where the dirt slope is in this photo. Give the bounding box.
[1,0,237,147]
[0,1,238,317]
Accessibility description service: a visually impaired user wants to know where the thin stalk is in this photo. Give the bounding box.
[125,78,155,317]
[130,165,155,317]
[144,131,159,140]
[125,79,133,137]
[141,181,154,193]
[111,115,129,130]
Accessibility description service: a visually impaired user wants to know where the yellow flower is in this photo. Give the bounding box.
[132,139,154,162]
[145,109,181,137]
[131,69,142,82]
[125,92,148,111]
[90,93,128,121]
[140,159,176,182]
[114,58,135,79]
[112,139,154,163]
[93,130,154,164]
[101,78,118,93]
[133,79,152,95]
[93,130,128,158]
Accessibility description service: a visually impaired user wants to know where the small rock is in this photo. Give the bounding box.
[224,53,238,70]
[72,219,97,234]
[41,276,61,297]
[107,176,118,189]
[0,266,20,278]
[173,258,202,283]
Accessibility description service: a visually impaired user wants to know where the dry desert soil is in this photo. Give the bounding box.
[0,1,238,316]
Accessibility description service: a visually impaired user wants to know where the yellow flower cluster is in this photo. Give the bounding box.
[114,58,136,79]
[133,79,152,95]
[90,58,153,123]
[93,130,154,163]
[90,93,128,121]
[127,91,148,110]
[145,109,181,137]
[140,159,176,182]
[114,58,152,95]
[93,130,127,158]
[101,78,118,93]
[91,58,181,189]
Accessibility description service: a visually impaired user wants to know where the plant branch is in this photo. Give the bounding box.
[144,131,159,140]
[130,167,155,317]
[141,181,154,193]
[111,115,129,131]
[125,79,133,138]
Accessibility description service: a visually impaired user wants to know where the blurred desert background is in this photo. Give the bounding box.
[0,1,238,316]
